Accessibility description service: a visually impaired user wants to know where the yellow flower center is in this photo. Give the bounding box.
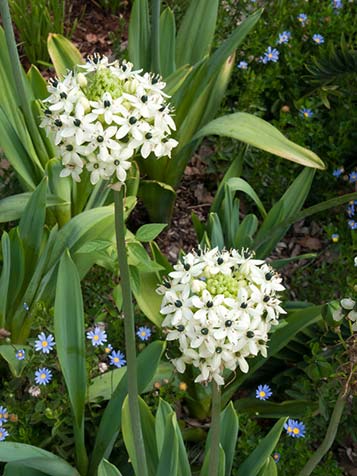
[93,335,99,341]
[268,53,273,58]
[114,357,119,363]
[287,426,292,432]
[259,391,266,397]
[141,331,146,336]
[42,341,48,347]
[293,427,300,434]
[41,373,46,379]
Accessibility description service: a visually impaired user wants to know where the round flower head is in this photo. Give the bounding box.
[158,248,286,386]
[237,61,248,70]
[40,55,178,186]
[34,332,55,354]
[109,350,126,368]
[263,47,279,63]
[300,108,313,119]
[256,384,272,400]
[284,419,306,438]
[15,349,26,361]
[272,452,281,463]
[277,31,291,44]
[87,326,107,346]
[136,326,152,341]
[35,368,52,386]
[312,34,324,45]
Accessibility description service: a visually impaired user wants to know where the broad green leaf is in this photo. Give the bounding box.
[0,443,80,476]
[0,345,30,377]
[220,403,239,476]
[46,158,72,226]
[98,459,123,476]
[27,65,48,100]
[48,34,83,77]
[0,107,39,190]
[156,414,179,476]
[195,113,325,169]
[138,180,176,224]
[222,306,323,404]
[176,0,219,68]
[200,445,225,476]
[0,232,11,326]
[155,399,174,454]
[164,65,192,95]
[135,223,167,242]
[254,168,315,258]
[237,418,286,476]
[128,0,151,71]
[226,177,267,218]
[6,228,25,323]
[122,396,158,476]
[89,341,166,476]
[4,463,48,476]
[271,253,317,270]
[234,214,258,249]
[235,399,317,419]
[18,178,47,275]
[0,192,68,223]
[55,251,87,428]
[159,8,176,76]
[257,457,278,476]
[207,213,224,249]
[88,367,126,402]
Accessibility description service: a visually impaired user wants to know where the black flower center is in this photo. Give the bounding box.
[263,296,270,303]
[225,320,232,327]
[129,116,137,125]
[265,272,273,281]
[217,257,224,265]
[184,263,191,271]
[97,135,104,143]
[145,132,152,139]
[247,331,255,338]
[216,347,222,354]
[66,145,73,151]
[114,160,120,166]
[104,100,111,108]
[60,92,67,99]
[141,95,148,103]
[175,300,182,308]
[44,109,52,116]
[207,301,213,308]
[73,118,81,127]
[54,119,63,127]
[177,325,184,332]
[241,302,247,309]
[201,328,209,335]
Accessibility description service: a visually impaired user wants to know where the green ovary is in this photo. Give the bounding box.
[86,68,124,101]
[206,273,240,298]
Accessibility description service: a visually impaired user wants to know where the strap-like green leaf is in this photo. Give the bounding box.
[220,402,239,476]
[176,0,219,68]
[194,112,325,169]
[47,33,83,77]
[235,398,317,419]
[27,65,48,100]
[156,414,179,476]
[0,232,11,327]
[234,214,258,249]
[237,418,286,476]
[200,445,225,476]
[98,459,123,476]
[0,443,80,476]
[257,457,278,476]
[159,8,176,77]
[122,396,158,476]
[128,0,151,71]
[54,251,88,473]
[89,341,166,476]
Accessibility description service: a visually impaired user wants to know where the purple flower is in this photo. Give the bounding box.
[34,332,55,354]
[15,349,26,360]
[237,60,248,70]
[0,427,9,441]
[297,13,308,26]
[300,108,313,119]
[256,384,273,400]
[109,350,126,368]
[332,166,344,177]
[35,367,52,386]
[277,31,291,44]
[349,171,357,183]
[86,327,107,347]
[136,326,152,342]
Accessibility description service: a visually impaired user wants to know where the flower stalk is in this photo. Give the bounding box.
[208,381,221,476]
[113,186,149,476]
[297,390,346,476]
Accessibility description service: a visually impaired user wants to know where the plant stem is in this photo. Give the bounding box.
[73,421,88,476]
[208,381,221,476]
[0,0,48,167]
[113,187,149,476]
[297,390,346,476]
[151,0,161,74]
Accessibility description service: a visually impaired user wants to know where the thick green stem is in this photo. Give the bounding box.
[151,0,161,74]
[73,421,88,476]
[297,391,346,476]
[113,188,149,476]
[208,381,221,476]
[0,0,48,166]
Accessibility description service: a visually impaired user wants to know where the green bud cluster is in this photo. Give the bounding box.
[206,273,239,298]
[86,67,124,101]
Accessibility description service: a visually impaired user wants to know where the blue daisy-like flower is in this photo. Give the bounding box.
[297,13,308,25]
[272,452,281,463]
[0,406,8,424]
[15,349,26,361]
[109,350,126,368]
[331,233,339,243]
[348,220,357,230]
[277,31,291,44]
[35,367,52,386]
[0,427,9,441]
[86,327,107,347]
[136,326,152,342]
[332,0,343,9]
[263,47,279,63]
[104,343,113,354]
[34,332,55,354]
[284,419,306,438]
[237,60,248,70]
[300,108,313,119]
[256,384,273,400]
[332,166,344,177]
[313,34,324,45]
[349,171,357,183]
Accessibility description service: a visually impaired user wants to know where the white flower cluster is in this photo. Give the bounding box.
[40,54,178,185]
[157,248,286,386]
[333,298,357,331]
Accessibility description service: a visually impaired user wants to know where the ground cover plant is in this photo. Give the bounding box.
[0,0,356,475]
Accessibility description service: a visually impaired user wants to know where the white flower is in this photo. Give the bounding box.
[341,298,355,310]
[158,248,285,385]
[40,55,178,186]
